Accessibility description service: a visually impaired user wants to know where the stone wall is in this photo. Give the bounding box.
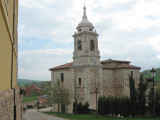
[0,88,22,120]
[51,69,74,113]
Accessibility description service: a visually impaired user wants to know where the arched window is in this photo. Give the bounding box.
[90,40,94,51]
[78,41,82,50]
[78,78,81,85]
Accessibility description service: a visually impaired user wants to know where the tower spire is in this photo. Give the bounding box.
[83,4,87,19]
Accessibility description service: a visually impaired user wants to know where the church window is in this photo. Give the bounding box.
[131,71,133,77]
[78,29,81,32]
[78,78,81,85]
[90,40,94,51]
[89,28,92,31]
[78,41,82,50]
[61,73,64,82]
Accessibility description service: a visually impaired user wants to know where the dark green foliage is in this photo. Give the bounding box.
[78,102,83,114]
[148,88,154,115]
[148,87,160,116]
[83,102,90,114]
[26,105,34,109]
[98,96,130,117]
[98,96,105,115]
[137,74,148,116]
[73,100,78,114]
[129,75,138,117]
[73,101,90,114]
[155,90,160,116]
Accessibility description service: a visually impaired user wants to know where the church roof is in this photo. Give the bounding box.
[101,59,130,64]
[102,63,141,69]
[49,59,140,70]
[49,62,73,71]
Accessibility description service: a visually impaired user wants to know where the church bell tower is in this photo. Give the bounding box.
[73,6,101,66]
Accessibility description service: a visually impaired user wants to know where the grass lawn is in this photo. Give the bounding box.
[23,96,38,102]
[43,111,154,120]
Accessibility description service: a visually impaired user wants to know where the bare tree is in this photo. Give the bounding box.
[52,79,70,114]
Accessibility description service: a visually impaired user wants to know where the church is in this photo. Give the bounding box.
[49,6,140,113]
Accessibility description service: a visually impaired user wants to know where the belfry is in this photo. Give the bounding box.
[73,5,101,66]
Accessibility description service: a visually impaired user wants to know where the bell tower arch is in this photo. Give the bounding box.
[73,6,101,66]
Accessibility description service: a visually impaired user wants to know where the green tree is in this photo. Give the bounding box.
[73,99,78,114]
[78,102,83,114]
[137,74,148,116]
[52,79,70,113]
[148,87,154,115]
[83,102,89,114]
[155,88,160,116]
[129,75,138,117]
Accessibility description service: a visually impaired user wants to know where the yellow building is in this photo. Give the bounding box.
[0,0,21,119]
[0,0,18,91]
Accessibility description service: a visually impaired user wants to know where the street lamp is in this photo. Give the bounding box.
[146,67,156,119]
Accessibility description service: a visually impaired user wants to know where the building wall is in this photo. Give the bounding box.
[51,69,74,113]
[102,69,115,96]
[0,0,18,91]
[102,68,140,97]
[0,0,21,119]
[0,88,22,120]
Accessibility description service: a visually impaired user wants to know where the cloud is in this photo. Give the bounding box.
[18,49,73,80]
[157,55,160,60]
[18,0,160,80]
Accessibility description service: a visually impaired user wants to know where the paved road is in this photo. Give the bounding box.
[27,111,66,120]
[22,108,67,120]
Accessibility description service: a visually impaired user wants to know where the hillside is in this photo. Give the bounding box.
[18,79,42,87]
[142,68,160,82]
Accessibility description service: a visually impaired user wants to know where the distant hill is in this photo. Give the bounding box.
[18,79,42,87]
[142,68,160,82]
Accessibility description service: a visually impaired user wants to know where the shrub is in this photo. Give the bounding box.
[26,105,34,109]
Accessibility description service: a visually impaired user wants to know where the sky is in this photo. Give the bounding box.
[18,0,160,81]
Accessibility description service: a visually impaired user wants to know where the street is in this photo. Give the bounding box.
[22,108,67,120]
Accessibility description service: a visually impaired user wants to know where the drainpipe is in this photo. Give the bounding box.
[11,0,17,120]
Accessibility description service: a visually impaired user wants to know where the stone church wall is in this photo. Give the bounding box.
[89,68,101,109]
[102,69,115,96]
[51,69,74,113]
[102,68,140,97]
[0,88,22,120]
[114,69,140,97]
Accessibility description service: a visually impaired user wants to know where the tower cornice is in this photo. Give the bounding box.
[73,31,99,37]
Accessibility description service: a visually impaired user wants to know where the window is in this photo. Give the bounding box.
[78,29,81,32]
[131,71,133,77]
[78,41,82,50]
[89,28,92,31]
[90,40,94,51]
[78,78,81,85]
[61,73,64,82]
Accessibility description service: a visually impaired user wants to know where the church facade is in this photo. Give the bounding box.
[49,6,140,113]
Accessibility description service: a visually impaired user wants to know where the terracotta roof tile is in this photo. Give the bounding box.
[101,59,130,64]
[49,59,140,70]
[49,62,73,70]
[102,64,141,69]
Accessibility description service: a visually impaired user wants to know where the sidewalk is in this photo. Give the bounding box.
[22,113,30,120]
